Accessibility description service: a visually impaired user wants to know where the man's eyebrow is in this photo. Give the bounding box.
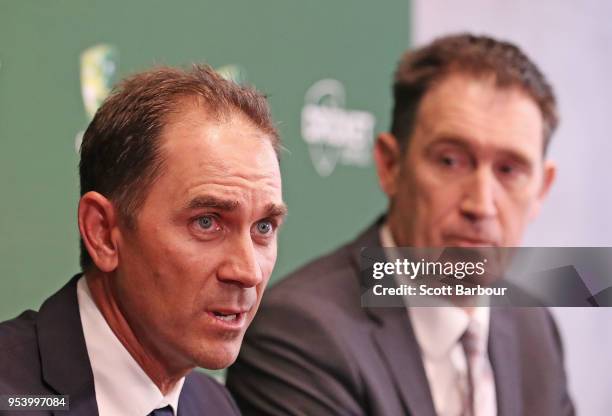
[427,136,534,166]
[185,197,287,218]
[425,137,471,152]
[185,196,239,211]
[265,202,288,218]
[497,149,533,168]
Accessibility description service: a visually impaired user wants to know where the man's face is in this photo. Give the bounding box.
[379,73,555,248]
[113,106,285,370]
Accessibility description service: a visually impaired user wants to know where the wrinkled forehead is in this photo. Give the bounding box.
[161,106,280,185]
[161,101,275,159]
[414,73,545,159]
[159,96,279,156]
[160,96,237,135]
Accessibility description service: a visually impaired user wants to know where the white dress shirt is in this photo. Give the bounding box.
[380,224,496,416]
[77,276,185,416]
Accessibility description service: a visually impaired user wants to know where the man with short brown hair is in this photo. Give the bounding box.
[0,64,287,416]
[227,34,573,416]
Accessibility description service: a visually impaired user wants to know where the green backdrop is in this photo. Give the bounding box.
[0,0,409,320]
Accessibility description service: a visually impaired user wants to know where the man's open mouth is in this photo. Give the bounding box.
[212,311,240,322]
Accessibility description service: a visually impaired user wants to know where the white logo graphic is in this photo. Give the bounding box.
[301,79,375,177]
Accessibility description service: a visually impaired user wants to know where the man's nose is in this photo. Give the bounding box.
[459,167,498,222]
[217,234,263,288]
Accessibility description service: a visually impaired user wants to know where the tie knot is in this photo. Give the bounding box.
[149,405,174,416]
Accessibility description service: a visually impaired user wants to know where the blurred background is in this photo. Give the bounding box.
[1,0,610,413]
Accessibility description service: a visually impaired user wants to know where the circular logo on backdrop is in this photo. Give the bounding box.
[216,64,248,85]
[74,44,120,153]
[73,47,247,153]
[300,79,376,177]
[80,44,120,120]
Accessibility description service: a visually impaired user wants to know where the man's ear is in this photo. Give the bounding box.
[78,192,120,272]
[373,132,402,198]
[530,160,557,220]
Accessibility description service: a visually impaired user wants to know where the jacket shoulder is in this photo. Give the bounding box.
[269,221,380,303]
[0,310,47,393]
[0,310,38,350]
[255,224,381,342]
[179,371,239,415]
[273,242,355,293]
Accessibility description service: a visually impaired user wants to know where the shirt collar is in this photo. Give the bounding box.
[408,305,490,359]
[379,221,396,248]
[77,276,185,416]
[379,223,490,359]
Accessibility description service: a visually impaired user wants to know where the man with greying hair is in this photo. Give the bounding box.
[228,34,574,415]
[0,65,287,415]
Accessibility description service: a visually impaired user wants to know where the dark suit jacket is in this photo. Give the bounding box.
[0,275,240,416]
[227,220,575,416]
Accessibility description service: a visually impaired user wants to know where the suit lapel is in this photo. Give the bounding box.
[37,275,99,416]
[369,308,437,416]
[489,308,522,416]
[349,219,437,416]
[177,374,201,416]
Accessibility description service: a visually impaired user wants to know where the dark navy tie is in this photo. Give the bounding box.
[149,405,174,416]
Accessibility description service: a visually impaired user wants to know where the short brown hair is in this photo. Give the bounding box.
[79,64,280,270]
[391,33,558,152]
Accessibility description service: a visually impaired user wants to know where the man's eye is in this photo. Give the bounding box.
[197,216,217,230]
[438,153,466,169]
[497,162,523,178]
[441,156,456,166]
[255,220,274,235]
